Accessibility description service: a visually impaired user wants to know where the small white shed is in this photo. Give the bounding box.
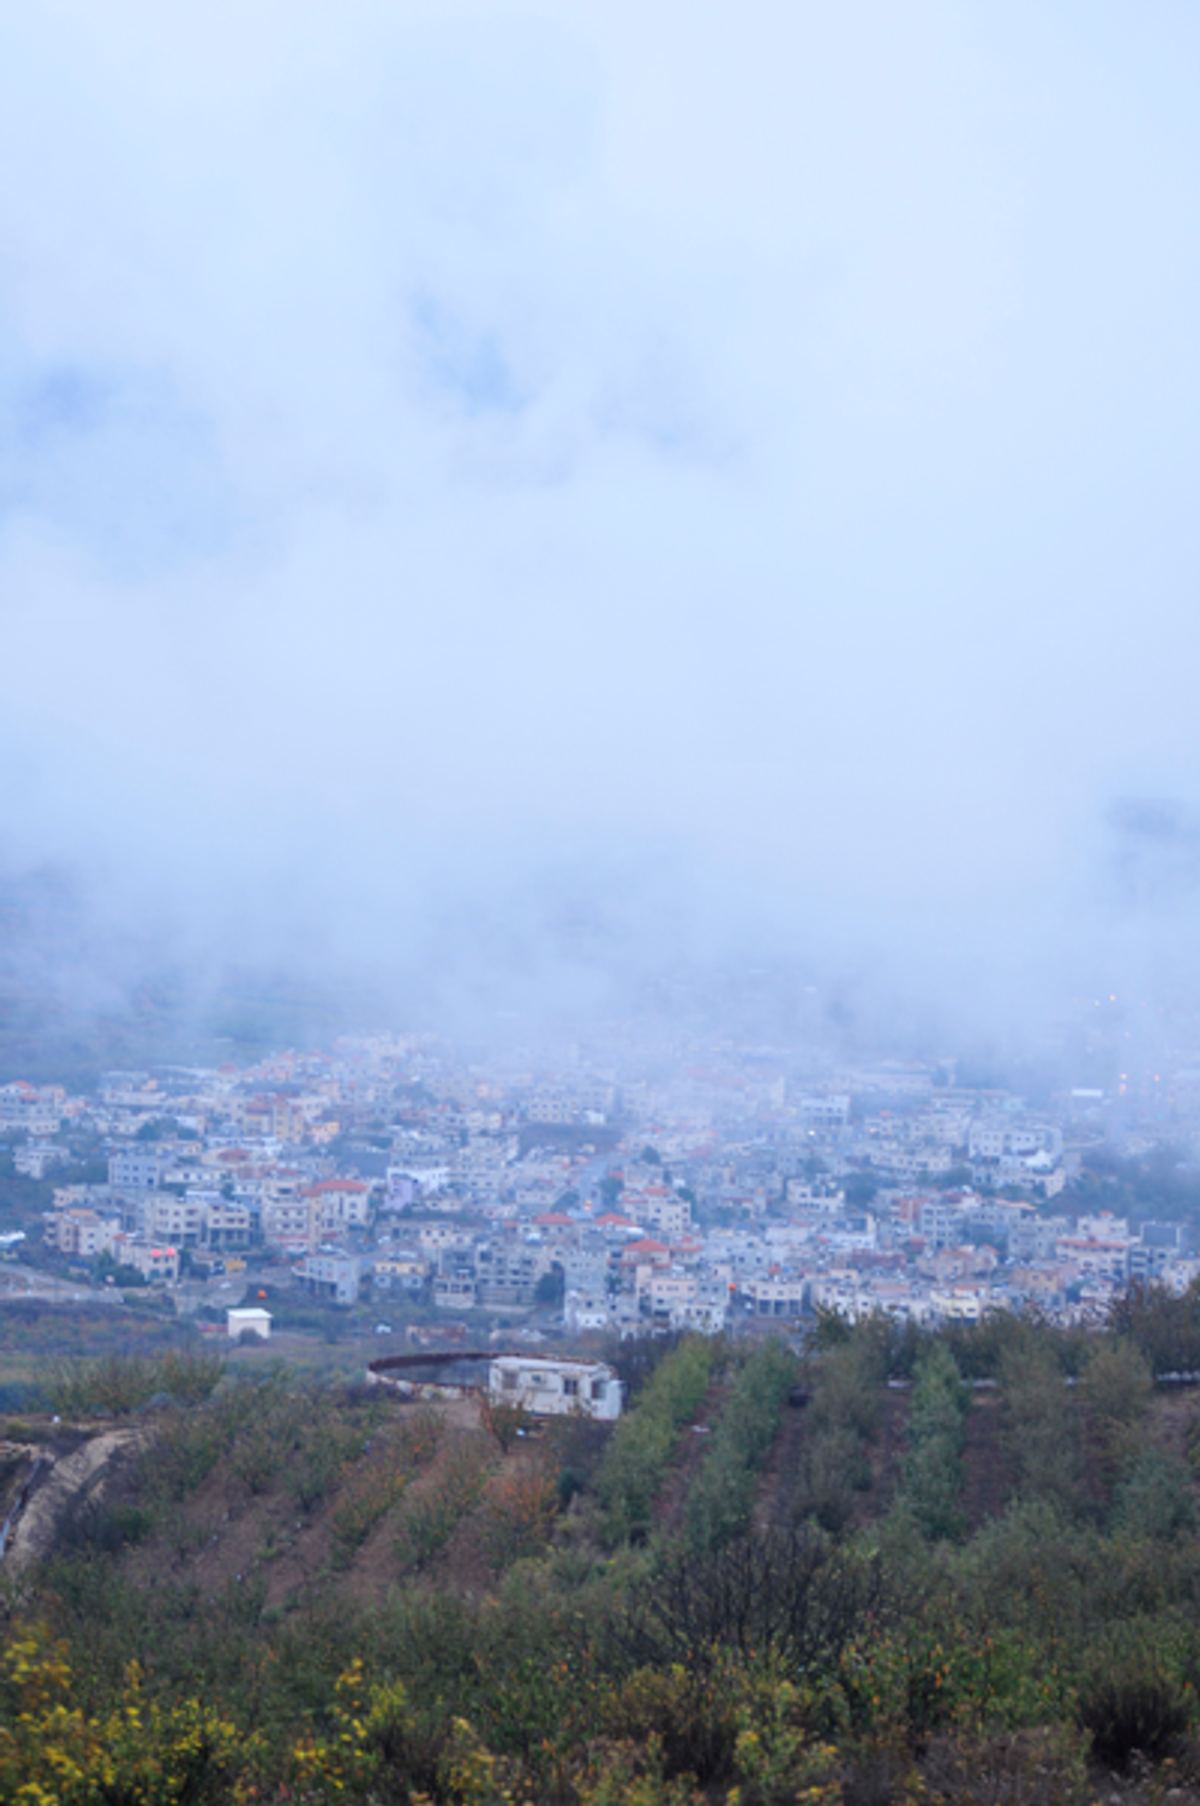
[227,1307,273,1342]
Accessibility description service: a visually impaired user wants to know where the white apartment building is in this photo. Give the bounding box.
[303,1179,371,1234]
[968,1120,1062,1162]
[625,1189,691,1241]
[261,1194,314,1249]
[108,1149,175,1191]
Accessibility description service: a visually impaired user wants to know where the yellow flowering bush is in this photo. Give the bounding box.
[0,1631,258,1804]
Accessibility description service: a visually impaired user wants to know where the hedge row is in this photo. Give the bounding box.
[595,1334,716,1543]
[685,1337,796,1551]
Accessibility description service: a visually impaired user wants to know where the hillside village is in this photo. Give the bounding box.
[3,1025,1200,1338]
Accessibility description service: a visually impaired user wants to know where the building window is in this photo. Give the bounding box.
[562,1377,579,1397]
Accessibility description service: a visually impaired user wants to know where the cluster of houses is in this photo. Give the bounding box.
[3,1032,1198,1331]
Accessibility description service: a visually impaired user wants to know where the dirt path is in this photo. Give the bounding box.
[2,1429,147,1574]
[753,1397,808,1534]
[960,1393,1012,1534]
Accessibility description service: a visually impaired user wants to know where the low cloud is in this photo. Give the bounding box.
[1,2,1199,1052]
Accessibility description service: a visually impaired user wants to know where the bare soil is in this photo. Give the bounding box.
[858,1387,910,1526]
[107,1396,565,1618]
[753,1396,809,1534]
[960,1392,1012,1534]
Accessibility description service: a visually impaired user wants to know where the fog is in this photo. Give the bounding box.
[2,1,1200,1051]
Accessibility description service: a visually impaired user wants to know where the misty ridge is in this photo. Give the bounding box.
[0,792,1195,1092]
[2,2,1200,1066]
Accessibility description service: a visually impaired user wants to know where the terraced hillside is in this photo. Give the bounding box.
[8,1311,1200,1803]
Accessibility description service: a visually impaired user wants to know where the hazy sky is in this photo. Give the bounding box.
[2,1,1200,1038]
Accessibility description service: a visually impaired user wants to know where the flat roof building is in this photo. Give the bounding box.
[227,1307,272,1341]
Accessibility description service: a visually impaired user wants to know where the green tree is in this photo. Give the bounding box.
[599,1174,625,1210]
[685,1340,795,1551]
[901,1342,970,1540]
[1079,1337,1152,1496]
[597,1335,715,1544]
[794,1332,884,1535]
[1001,1335,1080,1516]
[534,1266,565,1309]
[1112,1448,1198,1542]
[1109,1277,1200,1374]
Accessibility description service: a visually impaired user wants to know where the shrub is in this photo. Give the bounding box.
[1111,1448,1198,1542]
[396,1440,494,1570]
[1077,1657,1191,1770]
[832,1624,1076,1744]
[614,1527,884,1675]
[1000,1341,1080,1517]
[288,1414,372,1514]
[795,1424,872,1536]
[330,1416,443,1563]
[601,1330,689,1406]
[810,1340,884,1442]
[792,1333,891,1537]
[1109,1277,1200,1376]
[0,1630,258,1805]
[1080,1339,1152,1494]
[602,1661,742,1786]
[478,1466,559,1568]
[143,1407,227,1503]
[901,1343,970,1542]
[60,1497,155,1556]
[229,1410,292,1494]
[45,1350,223,1417]
[557,1465,587,1508]
[332,1457,412,1564]
[479,1395,530,1454]
[917,1727,1090,1806]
